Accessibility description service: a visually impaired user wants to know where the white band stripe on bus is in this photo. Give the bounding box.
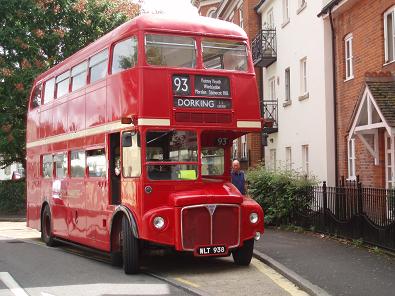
[26,118,170,149]
[236,121,262,128]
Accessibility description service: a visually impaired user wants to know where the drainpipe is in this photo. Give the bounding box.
[329,9,339,185]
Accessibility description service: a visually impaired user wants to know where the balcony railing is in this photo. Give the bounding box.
[251,28,277,67]
[262,100,278,134]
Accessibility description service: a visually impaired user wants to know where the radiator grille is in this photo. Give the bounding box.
[181,204,240,251]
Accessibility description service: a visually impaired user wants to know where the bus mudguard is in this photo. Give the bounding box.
[110,205,139,239]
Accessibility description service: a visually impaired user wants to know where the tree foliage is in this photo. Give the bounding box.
[0,0,140,168]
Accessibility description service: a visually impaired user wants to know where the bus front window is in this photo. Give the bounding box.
[202,38,248,71]
[201,147,224,176]
[145,34,196,68]
[146,130,198,180]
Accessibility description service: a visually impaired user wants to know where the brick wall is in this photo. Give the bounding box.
[333,0,395,186]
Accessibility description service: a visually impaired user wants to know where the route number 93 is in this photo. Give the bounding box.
[217,138,228,146]
[173,75,190,95]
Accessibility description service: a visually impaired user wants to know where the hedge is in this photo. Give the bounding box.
[0,180,26,215]
[247,167,317,225]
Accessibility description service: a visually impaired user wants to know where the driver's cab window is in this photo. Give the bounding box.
[122,131,141,177]
[201,147,224,175]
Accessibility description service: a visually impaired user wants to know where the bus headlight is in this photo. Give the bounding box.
[153,216,165,229]
[249,212,258,224]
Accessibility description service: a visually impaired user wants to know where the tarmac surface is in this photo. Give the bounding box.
[255,228,395,296]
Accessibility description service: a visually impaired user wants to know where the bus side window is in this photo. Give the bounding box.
[31,84,42,109]
[122,131,141,178]
[70,150,85,178]
[112,37,138,74]
[42,154,53,178]
[89,49,108,83]
[71,61,87,91]
[43,78,55,104]
[54,153,68,179]
[86,149,106,178]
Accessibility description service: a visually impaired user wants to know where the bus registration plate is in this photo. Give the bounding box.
[195,245,227,256]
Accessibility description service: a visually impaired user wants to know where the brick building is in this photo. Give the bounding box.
[195,0,263,170]
[320,0,395,187]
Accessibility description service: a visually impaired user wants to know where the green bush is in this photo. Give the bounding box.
[247,167,317,225]
[0,180,26,215]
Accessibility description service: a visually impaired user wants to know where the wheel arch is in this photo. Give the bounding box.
[40,201,50,232]
[110,206,139,252]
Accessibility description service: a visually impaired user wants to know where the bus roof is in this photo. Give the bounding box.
[34,14,247,83]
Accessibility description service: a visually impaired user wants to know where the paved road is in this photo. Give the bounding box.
[256,228,395,296]
[0,222,308,296]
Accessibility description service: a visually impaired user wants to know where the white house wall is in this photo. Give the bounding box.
[259,0,335,185]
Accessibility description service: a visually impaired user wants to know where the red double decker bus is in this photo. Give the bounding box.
[26,14,264,274]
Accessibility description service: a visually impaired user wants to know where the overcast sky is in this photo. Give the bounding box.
[139,0,199,16]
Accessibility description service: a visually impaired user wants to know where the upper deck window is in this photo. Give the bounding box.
[89,49,108,83]
[202,38,248,72]
[112,37,138,74]
[56,71,70,98]
[43,78,55,104]
[71,61,87,91]
[145,34,196,68]
[31,84,42,109]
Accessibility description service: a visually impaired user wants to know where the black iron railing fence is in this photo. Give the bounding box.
[251,29,277,67]
[292,177,395,251]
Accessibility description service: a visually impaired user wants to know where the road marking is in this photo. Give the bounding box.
[0,272,29,296]
[251,259,309,296]
[174,277,200,288]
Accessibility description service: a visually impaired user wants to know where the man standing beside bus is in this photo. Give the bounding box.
[231,160,246,195]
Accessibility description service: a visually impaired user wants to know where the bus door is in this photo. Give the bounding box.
[67,150,86,242]
[85,147,108,243]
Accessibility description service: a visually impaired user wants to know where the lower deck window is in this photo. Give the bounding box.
[87,149,106,177]
[147,164,198,180]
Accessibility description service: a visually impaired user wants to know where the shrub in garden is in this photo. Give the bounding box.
[247,166,317,225]
[0,180,26,215]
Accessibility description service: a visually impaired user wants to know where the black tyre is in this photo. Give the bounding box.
[122,215,140,274]
[232,239,254,266]
[41,206,56,247]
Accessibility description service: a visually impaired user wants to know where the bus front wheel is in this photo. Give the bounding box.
[232,239,254,266]
[122,215,140,274]
[41,206,56,247]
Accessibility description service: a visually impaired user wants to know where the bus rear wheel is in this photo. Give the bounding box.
[232,239,254,266]
[122,215,140,274]
[41,206,56,247]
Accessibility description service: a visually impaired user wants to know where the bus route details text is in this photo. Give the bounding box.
[194,75,230,97]
[174,98,231,109]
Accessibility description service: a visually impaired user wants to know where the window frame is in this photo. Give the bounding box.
[70,150,86,178]
[302,144,309,175]
[285,146,292,170]
[55,70,71,99]
[71,61,88,92]
[300,57,308,95]
[384,7,395,64]
[348,138,356,180]
[31,83,42,109]
[43,78,55,105]
[285,68,291,102]
[268,76,276,101]
[282,0,290,25]
[54,152,68,179]
[111,36,138,75]
[86,148,107,178]
[344,34,354,80]
[122,131,141,178]
[89,49,109,84]
[42,154,53,178]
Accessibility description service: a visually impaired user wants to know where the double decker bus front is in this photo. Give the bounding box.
[131,28,264,261]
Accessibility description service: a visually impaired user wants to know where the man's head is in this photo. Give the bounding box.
[232,159,240,172]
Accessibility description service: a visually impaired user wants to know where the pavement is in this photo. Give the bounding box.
[255,228,395,296]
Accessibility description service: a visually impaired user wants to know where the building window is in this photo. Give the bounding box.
[302,145,309,175]
[265,9,274,29]
[269,77,276,100]
[112,37,138,74]
[239,9,244,29]
[282,0,290,24]
[300,57,307,95]
[348,138,356,180]
[269,148,276,170]
[71,61,87,92]
[207,8,216,18]
[89,49,108,83]
[285,146,292,170]
[233,139,238,159]
[285,68,290,101]
[384,7,395,63]
[345,34,354,80]
[241,135,247,159]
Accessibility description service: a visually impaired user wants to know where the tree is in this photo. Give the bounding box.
[0,0,140,169]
